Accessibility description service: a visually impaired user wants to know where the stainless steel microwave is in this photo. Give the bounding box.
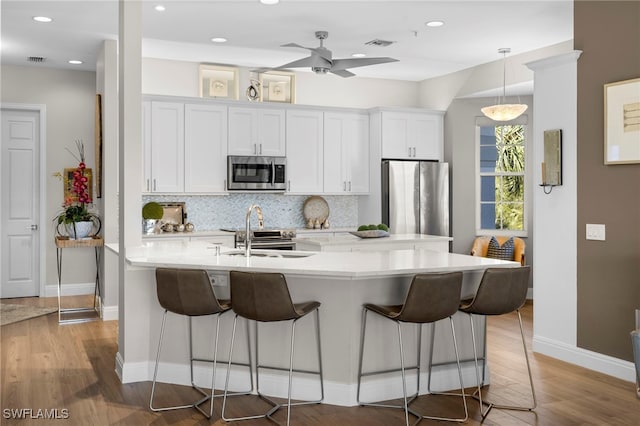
[227,156,287,191]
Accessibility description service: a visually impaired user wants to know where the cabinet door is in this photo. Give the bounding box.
[346,113,370,193]
[323,113,347,193]
[324,112,369,194]
[150,102,184,192]
[142,101,152,192]
[185,104,227,193]
[286,109,323,193]
[412,114,443,161]
[381,112,411,159]
[228,107,285,156]
[228,107,257,155]
[258,109,286,156]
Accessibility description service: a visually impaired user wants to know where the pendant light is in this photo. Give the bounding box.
[481,48,528,121]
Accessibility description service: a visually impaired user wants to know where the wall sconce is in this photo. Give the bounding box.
[540,129,562,194]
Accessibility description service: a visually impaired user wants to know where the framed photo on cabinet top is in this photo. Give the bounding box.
[199,64,239,100]
[604,77,640,164]
[259,71,296,104]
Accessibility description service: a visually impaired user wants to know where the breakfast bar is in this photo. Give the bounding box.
[114,240,518,407]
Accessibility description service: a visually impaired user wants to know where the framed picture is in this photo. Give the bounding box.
[199,64,239,100]
[94,94,102,198]
[64,168,92,202]
[604,77,640,164]
[259,71,296,103]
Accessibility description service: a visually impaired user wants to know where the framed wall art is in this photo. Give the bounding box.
[604,77,640,164]
[259,71,296,104]
[199,64,239,100]
[64,168,92,201]
[95,94,102,198]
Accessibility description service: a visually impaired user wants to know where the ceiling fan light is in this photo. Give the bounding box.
[312,66,329,75]
[481,103,528,121]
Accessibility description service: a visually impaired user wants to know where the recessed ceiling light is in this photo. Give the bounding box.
[154,5,165,12]
[425,20,445,27]
[260,0,280,4]
[33,16,53,23]
[211,37,227,43]
[352,53,366,58]
[68,60,83,65]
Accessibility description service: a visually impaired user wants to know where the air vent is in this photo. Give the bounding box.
[365,39,395,47]
[28,56,45,63]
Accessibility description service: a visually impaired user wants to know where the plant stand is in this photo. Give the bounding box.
[55,236,103,324]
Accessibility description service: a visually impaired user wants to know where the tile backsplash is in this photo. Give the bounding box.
[143,194,359,231]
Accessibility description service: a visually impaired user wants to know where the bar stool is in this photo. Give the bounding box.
[459,266,536,419]
[357,272,468,425]
[150,268,252,419]
[222,271,324,426]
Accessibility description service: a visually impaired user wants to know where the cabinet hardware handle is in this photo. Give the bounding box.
[348,181,352,191]
[153,179,156,191]
[343,181,347,191]
[259,144,262,155]
[408,147,411,157]
[254,144,257,155]
[146,179,150,191]
[287,180,291,191]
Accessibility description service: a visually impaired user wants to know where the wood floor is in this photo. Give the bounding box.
[1,297,639,425]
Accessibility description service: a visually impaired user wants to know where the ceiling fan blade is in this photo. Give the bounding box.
[281,42,312,50]
[330,57,398,71]
[330,69,356,78]
[276,54,330,70]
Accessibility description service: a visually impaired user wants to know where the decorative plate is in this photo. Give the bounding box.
[303,196,330,222]
[349,230,390,238]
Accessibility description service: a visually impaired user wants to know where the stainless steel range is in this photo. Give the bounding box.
[234,229,297,250]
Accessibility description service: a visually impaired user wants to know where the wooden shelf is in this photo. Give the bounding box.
[55,236,104,248]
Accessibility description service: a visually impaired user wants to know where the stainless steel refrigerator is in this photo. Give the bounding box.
[382,160,449,236]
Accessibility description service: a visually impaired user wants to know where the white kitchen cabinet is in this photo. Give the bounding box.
[184,104,227,193]
[228,106,286,156]
[379,110,443,161]
[286,109,324,193]
[146,101,185,192]
[323,112,369,194]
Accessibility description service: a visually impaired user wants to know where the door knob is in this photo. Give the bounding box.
[30,224,38,230]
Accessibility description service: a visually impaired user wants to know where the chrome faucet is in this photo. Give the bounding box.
[245,204,264,257]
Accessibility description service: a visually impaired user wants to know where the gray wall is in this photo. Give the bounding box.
[575,1,640,361]
[1,65,98,292]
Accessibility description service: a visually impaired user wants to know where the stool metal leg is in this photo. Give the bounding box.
[358,308,468,424]
[223,310,324,425]
[468,310,536,420]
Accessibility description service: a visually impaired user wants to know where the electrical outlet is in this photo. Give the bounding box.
[586,224,606,241]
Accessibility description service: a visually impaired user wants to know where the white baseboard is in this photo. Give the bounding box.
[116,357,486,407]
[527,288,533,300]
[101,305,118,321]
[44,282,95,298]
[533,335,636,382]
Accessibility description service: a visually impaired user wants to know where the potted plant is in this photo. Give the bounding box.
[54,140,101,239]
[142,201,163,234]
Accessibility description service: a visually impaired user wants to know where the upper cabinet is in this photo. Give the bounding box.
[323,111,370,194]
[184,104,227,193]
[286,109,324,194]
[376,110,444,161]
[143,100,227,194]
[228,106,286,156]
[146,101,185,193]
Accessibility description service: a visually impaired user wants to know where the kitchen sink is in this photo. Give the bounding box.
[223,250,314,259]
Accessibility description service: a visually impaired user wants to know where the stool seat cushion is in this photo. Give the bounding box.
[364,303,403,319]
[156,268,229,317]
[294,301,321,318]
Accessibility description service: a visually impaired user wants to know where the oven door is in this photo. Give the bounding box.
[236,241,296,250]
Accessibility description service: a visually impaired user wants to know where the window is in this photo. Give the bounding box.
[476,120,527,235]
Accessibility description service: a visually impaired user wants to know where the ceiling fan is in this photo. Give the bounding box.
[274,31,398,78]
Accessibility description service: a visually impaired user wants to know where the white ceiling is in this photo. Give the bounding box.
[1,0,573,82]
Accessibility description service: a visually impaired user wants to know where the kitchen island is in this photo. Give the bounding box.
[114,240,518,407]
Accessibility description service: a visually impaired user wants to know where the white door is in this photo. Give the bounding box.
[1,108,40,298]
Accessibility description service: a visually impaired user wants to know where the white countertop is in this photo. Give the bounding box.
[293,233,452,247]
[142,229,235,238]
[120,239,516,279]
